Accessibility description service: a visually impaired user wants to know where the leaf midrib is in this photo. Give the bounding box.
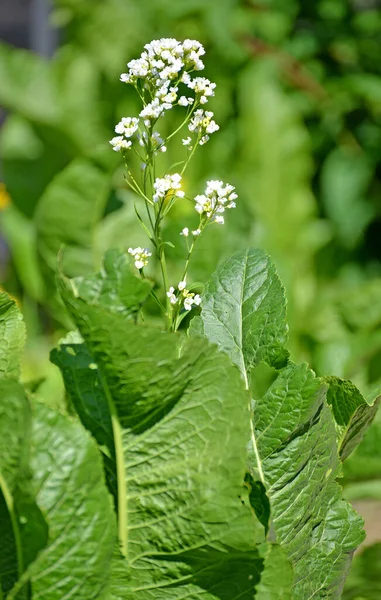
[239,251,265,485]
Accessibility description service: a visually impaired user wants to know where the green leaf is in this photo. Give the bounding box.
[342,542,381,600]
[0,43,60,126]
[255,544,293,600]
[56,256,281,598]
[321,148,374,249]
[190,248,289,379]
[325,376,381,461]
[0,293,25,379]
[9,402,117,600]
[0,380,31,597]
[197,252,364,597]
[0,206,45,302]
[250,362,364,599]
[34,157,111,319]
[68,248,152,315]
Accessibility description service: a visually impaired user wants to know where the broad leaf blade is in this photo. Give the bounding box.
[251,363,364,599]
[57,257,279,598]
[325,376,381,461]
[9,402,117,600]
[191,248,289,381]
[0,293,25,379]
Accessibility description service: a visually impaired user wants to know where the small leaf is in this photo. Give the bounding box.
[325,376,381,461]
[0,292,25,379]
[67,248,152,315]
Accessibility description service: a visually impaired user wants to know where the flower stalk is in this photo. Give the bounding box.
[111,38,237,331]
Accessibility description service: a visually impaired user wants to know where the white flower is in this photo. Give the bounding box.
[192,228,201,236]
[188,110,219,143]
[184,77,216,104]
[128,247,152,270]
[153,173,184,203]
[178,280,187,291]
[167,286,177,304]
[193,294,202,306]
[182,136,192,146]
[184,296,193,311]
[115,117,139,137]
[140,98,165,121]
[193,180,237,223]
[109,137,132,152]
[181,227,189,237]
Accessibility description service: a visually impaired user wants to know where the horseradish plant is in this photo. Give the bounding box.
[1,38,380,600]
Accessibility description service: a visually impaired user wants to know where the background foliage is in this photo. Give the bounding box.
[1,0,381,596]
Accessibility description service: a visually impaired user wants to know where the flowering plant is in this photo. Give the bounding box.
[110,38,236,330]
[0,38,379,600]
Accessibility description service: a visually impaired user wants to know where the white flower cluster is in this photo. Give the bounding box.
[187,110,219,145]
[128,247,152,270]
[121,38,205,87]
[153,173,184,203]
[194,180,237,225]
[167,280,201,311]
[119,39,217,125]
[110,117,139,153]
[111,39,219,153]
[182,74,216,104]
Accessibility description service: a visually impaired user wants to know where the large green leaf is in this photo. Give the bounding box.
[0,293,25,379]
[54,255,295,598]
[190,248,289,377]
[8,402,117,600]
[250,363,364,598]
[325,376,381,461]
[197,251,364,598]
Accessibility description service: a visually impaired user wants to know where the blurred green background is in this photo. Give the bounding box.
[1,1,381,596]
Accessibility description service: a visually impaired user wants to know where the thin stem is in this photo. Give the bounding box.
[181,140,199,176]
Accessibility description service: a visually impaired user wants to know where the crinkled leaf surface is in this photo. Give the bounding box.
[251,363,364,599]
[55,255,295,599]
[9,402,117,600]
[68,248,152,316]
[197,251,364,598]
[190,248,289,378]
[325,376,381,461]
[0,293,25,379]
[0,380,32,598]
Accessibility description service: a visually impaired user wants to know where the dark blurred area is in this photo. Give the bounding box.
[0,2,381,596]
